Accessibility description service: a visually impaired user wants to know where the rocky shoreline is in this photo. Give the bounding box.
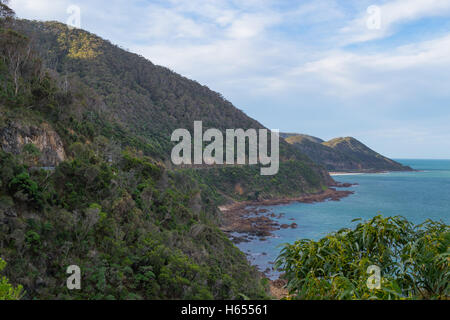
[219,187,355,244]
[218,185,356,299]
[329,168,417,176]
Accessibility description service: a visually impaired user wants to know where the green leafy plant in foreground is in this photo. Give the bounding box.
[276,215,449,300]
[0,258,23,300]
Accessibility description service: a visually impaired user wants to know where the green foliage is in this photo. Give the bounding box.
[0,195,13,209]
[120,150,162,180]
[0,147,268,300]
[0,18,332,301]
[9,171,44,208]
[0,258,23,300]
[276,215,449,300]
[187,159,324,202]
[23,143,41,156]
[0,1,15,24]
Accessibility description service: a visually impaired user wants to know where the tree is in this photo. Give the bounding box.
[276,215,449,300]
[0,0,15,24]
[0,29,31,96]
[0,258,23,300]
[0,2,33,97]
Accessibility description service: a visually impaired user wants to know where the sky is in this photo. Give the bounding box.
[9,0,450,159]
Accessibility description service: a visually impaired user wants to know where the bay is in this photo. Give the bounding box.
[235,159,450,279]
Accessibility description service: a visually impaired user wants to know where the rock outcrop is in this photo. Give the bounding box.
[0,121,66,167]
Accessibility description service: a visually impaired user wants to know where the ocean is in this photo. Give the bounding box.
[235,159,450,279]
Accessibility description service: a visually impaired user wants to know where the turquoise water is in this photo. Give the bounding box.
[235,159,450,279]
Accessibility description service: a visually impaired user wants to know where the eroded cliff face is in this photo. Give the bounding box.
[0,121,66,166]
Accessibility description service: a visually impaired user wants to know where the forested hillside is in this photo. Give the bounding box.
[12,19,332,199]
[0,5,333,300]
[0,23,267,299]
[285,134,412,172]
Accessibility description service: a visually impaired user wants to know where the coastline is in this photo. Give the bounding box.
[218,186,355,299]
[219,165,422,298]
[219,187,355,243]
[231,161,442,299]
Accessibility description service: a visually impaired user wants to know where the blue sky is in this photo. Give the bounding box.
[10,0,450,159]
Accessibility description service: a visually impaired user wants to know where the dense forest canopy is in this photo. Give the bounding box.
[9,18,332,200]
[0,3,332,300]
[0,1,14,22]
[0,5,273,299]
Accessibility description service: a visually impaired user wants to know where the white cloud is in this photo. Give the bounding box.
[225,13,280,39]
[10,0,70,21]
[141,6,207,40]
[341,0,450,44]
[8,0,450,157]
[287,34,450,99]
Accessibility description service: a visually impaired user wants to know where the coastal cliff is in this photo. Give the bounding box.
[0,120,66,167]
[284,134,413,173]
[0,17,333,300]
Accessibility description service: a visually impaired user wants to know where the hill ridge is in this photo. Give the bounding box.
[285,133,413,172]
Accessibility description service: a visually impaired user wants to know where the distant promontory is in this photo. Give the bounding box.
[282,133,413,173]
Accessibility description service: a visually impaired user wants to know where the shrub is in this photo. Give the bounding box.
[9,172,43,208]
[0,258,23,300]
[276,215,449,300]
